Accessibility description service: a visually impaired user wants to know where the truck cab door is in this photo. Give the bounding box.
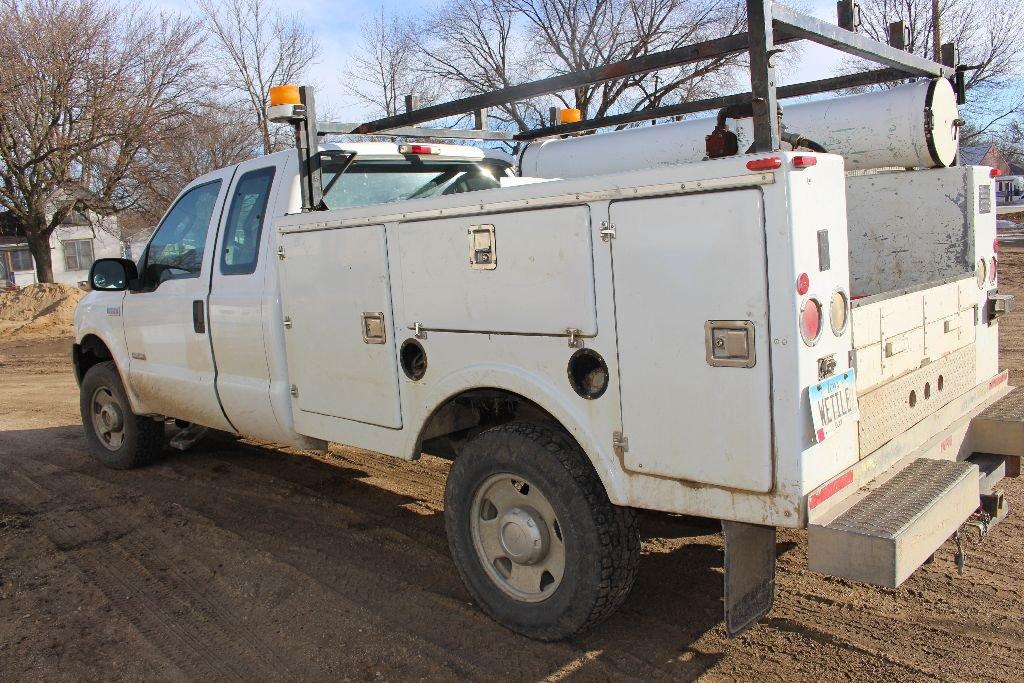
[207,159,283,440]
[121,168,236,430]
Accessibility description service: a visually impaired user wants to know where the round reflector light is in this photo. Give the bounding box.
[800,298,822,346]
[830,289,849,335]
[796,272,809,295]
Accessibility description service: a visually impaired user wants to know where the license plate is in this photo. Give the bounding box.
[809,369,859,443]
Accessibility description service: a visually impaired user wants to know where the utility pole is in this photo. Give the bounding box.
[931,0,941,61]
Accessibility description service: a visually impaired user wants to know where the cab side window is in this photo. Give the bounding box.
[143,181,222,287]
[220,167,276,275]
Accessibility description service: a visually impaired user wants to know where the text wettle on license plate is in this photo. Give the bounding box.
[809,369,860,443]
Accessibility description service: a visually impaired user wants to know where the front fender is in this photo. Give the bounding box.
[401,362,629,506]
[74,291,143,413]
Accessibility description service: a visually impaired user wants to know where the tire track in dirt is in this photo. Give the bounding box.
[4,428,676,681]
[4,459,291,681]
[3,454,496,681]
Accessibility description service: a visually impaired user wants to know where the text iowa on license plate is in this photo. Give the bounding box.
[810,368,859,443]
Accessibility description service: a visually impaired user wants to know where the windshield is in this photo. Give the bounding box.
[320,159,510,210]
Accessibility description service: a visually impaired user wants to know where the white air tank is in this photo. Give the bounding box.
[519,78,960,178]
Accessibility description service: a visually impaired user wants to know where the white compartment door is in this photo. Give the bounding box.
[278,224,402,429]
[611,190,773,492]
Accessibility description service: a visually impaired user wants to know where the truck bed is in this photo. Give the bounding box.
[846,166,999,459]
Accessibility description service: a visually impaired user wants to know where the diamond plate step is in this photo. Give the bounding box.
[972,387,1024,463]
[808,458,979,588]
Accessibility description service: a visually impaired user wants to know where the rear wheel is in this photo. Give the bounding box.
[444,421,640,640]
[80,361,164,469]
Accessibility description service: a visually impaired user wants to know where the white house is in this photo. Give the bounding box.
[0,211,124,287]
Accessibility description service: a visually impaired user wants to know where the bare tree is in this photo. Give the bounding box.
[117,103,261,240]
[343,8,439,118]
[200,0,318,154]
[0,0,204,282]
[507,0,744,119]
[346,0,744,133]
[850,0,1024,140]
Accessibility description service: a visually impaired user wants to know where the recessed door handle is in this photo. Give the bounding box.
[193,300,206,334]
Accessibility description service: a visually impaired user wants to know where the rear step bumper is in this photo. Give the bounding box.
[806,379,1024,587]
[808,458,979,587]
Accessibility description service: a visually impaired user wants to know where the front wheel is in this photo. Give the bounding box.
[80,361,165,469]
[444,421,640,640]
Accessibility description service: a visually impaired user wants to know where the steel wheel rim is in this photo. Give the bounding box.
[90,386,125,451]
[470,473,566,603]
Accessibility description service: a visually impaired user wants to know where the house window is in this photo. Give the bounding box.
[9,249,33,272]
[63,239,95,271]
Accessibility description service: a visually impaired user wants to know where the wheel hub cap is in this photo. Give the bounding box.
[90,386,126,451]
[470,474,566,602]
[499,507,548,564]
[99,404,123,431]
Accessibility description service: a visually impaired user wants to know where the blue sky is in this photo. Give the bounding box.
[159,0,848,121]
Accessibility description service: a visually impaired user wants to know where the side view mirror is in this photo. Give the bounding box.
[89,258,139,292]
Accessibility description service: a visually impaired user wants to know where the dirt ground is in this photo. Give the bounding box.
[2,257,1024,682]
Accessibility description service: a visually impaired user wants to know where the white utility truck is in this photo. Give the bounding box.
[75,0,1022,640]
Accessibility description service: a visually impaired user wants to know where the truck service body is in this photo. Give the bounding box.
[73,0,1023,639]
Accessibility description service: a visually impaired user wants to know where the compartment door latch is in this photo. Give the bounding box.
[468,224,497,270]
[705,320,756,368]
[361,312,386,344]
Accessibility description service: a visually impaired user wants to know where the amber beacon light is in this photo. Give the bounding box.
[269,84,301,106]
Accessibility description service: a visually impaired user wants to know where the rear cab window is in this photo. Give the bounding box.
[320,158,511,211]
[221,167,276,275]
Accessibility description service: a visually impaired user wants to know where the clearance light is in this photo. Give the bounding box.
[399,144,439,155]
[991,168,1003,178]
[559,108,582,124]
[994,238,1000,253]
[800,298,823,346]
[796,272,810,295]
[269,84,301,106]
[746,156,783,171]
[792,155,817,168]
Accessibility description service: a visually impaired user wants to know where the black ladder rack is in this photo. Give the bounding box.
[288,0,962,210]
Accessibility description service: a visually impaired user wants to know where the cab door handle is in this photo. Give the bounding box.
[193,300,206,334]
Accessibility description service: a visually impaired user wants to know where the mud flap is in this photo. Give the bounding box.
[723,521,776,637]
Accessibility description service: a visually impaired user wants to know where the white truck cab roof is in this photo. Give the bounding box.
[319,140,488,160]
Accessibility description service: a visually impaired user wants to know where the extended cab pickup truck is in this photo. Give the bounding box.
[72,4,1024,638]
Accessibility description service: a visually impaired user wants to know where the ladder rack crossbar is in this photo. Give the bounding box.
[335,0,956,141]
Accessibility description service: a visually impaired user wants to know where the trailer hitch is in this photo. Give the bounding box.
[952,499,1005,574]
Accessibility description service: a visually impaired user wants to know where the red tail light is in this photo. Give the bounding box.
[746,156,782,171]
[792,155,817,168]
[990,168,1003,177]
[800,298,823,346]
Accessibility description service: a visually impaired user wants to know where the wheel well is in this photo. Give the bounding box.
[75,334,113,383]
[416,388,562,460]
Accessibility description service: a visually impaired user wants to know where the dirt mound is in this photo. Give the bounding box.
[0,283,87,338]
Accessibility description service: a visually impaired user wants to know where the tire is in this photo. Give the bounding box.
[444,421,640,640]
[79,361,164,469]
